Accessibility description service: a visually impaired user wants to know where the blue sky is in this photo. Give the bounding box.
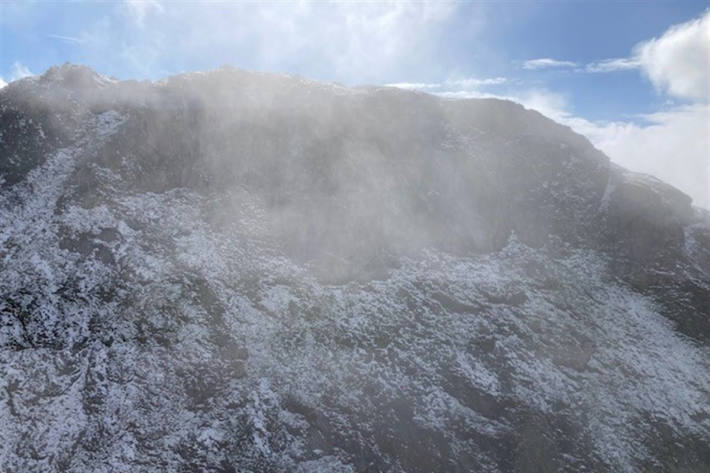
[0,1,708,207]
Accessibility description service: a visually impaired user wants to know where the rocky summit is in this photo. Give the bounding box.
[1,64,708,472]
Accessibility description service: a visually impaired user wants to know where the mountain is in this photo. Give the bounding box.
[1,63,708,473]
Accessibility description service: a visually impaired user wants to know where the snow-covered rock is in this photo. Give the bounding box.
[0,64,708,473]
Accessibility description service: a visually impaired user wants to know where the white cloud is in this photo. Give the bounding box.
[634,10,710,100]
[446,76,507,87]
[585,57,640,73]
[525,10,709,102]
[0,77,7,89]
[583,10,709,101]
[46,34,83,44]
[385,82,441,90]
[10,61,32,81]
[386,77,506,91]
[522,58,577,70]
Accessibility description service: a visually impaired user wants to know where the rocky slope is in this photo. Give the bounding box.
[0,64,708,472]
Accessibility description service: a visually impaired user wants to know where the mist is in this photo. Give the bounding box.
[2,2,707,210]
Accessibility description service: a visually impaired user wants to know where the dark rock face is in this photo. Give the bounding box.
[0,64,708,473]
[0,107,55,187]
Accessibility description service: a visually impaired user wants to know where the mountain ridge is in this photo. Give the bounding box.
[0,63,708,473]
